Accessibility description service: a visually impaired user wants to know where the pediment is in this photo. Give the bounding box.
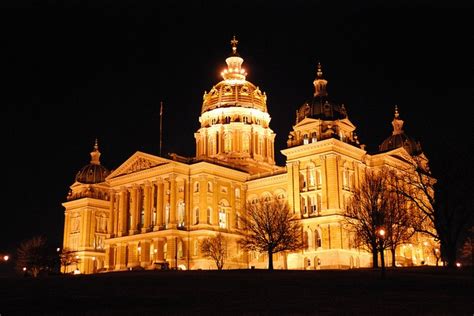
[107,151,170,179]
[386,147,414,164]
[294,117,319,128]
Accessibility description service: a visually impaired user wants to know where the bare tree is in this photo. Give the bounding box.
[344,169,389,268]
[59,248,80,274]
[16,236,50,277]
[201,233,227,270]
[239,196,304,270]
[385,171,416,267]
[395,156,474,267]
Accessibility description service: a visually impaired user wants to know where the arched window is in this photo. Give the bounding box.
[311,132,317,143]
[301,197,308,215]
[194,182,200,193]
[207,182,213,193]
[303,134,309,145]
[207,208,212,224]
[194,207,199,225]
[343,168,350,190]
[177,201,185,228]
[315,229,322,248]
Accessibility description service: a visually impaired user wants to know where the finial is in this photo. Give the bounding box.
[317,61,323,78]
[90,138,101,165]
[391,105,404,135]
[230,35,239,55]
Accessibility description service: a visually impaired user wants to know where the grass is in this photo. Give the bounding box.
[0,267,472,315]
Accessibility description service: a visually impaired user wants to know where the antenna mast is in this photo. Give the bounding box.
[160,101,163,157]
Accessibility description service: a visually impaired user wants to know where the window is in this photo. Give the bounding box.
[310,196,317,214]
[194,182,200,193]
[165,203,170,226]
[235,188,241,199]
[194,207,199,225]
[219,208,227,229]
[193,240,198,256]
[163,242,167,259]
[303,134,309,145]
[315,230,322,248]
[242,134,249,152]
[177,201,185,228]
[304,231,309,249]
[315,168,322,189]
[207,182,213,193]
[207,208,212,224]
[311,132,317,143]
[177,240,183,258]
[224,132,231,152]
[236,212,240,229]
[152,207,157,226]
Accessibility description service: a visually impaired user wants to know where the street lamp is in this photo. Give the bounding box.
[377,228,386,279]
[3,255,9,262]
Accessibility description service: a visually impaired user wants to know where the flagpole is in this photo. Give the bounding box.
[160,101,163,157]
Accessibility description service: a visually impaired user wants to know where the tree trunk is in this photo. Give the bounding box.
[380,248,385,269]
[268,250,274,270]
[391,248,396,267]
[372,249,378,268]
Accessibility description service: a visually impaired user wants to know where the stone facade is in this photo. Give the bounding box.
[62,39,436,274]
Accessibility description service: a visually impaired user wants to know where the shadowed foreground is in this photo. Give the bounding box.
[0,268,472,315]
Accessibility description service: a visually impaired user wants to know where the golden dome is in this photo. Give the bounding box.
[201,36,267,114]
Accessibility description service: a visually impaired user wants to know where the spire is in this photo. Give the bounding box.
[391,105,404,135]
[313,61,328,97]
[316,61,323,79]
[90,138,101,165]
[230,35,239,56]
[221,36,246,81]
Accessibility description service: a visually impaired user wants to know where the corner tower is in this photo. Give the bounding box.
[194,37,279,174]
[286,63,363,149]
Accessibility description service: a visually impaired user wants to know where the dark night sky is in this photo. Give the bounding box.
[1,1,472,254]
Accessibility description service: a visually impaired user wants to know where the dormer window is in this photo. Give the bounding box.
[303,134,309,145]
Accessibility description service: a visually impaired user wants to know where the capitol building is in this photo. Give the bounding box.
[62,38,435,274]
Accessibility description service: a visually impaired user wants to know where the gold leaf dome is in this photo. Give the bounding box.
[201,36,267,114]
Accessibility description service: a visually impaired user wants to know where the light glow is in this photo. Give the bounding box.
[3,255,9,261]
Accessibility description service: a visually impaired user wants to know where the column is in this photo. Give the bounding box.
[199,175,207,225]
[104,245,111,270]
[63,212,70,249]
[141,240,151,268]
[107,191,115,237]
[155,179,164,230]
[324,154,340,210]
[117,189,127,237]
[142,183,152,233]
[169,175,177,228]
[116,243,127,270]
[129,187,138,235]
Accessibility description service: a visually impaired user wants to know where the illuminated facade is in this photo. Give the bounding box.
[62,38,436,274]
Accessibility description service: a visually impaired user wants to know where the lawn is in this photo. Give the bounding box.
[0,267,472,315]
